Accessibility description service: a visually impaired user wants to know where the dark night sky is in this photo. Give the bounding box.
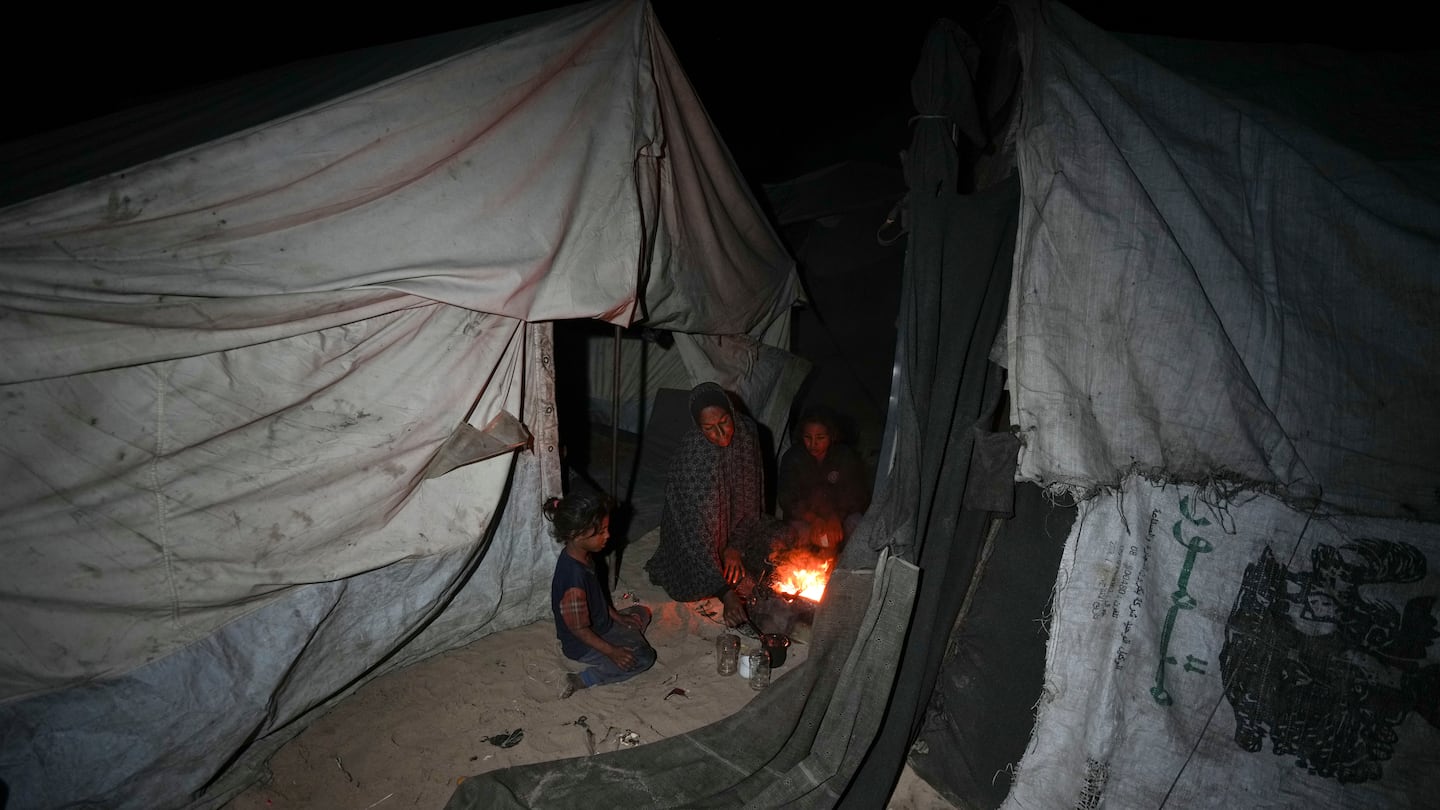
[4,2,1421,186]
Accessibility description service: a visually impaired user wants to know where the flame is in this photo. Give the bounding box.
[771,555,833,602]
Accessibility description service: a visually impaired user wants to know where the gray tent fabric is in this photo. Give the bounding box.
[1005,478,1440,808]
[0,8,578,210]
[833,24,1020,805]
[0,2,798,386]
[1006,0,1440,520]
[909,483,1076,808]
[0,2,803,807]
[991,2,1440,808]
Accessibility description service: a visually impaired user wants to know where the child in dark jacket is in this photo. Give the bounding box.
[545,491,655,698]
[778,406,871,555]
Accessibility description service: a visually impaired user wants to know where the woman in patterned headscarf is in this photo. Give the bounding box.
[645,382,793,627]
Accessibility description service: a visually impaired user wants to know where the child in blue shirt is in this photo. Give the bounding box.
[545,490,656,698]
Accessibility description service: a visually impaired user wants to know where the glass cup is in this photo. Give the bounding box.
[715,633,740,676]
[748,651,771,690]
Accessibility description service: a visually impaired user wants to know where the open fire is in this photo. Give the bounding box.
[767,548,834,603]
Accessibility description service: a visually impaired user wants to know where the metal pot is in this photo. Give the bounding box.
[760,633,791,668]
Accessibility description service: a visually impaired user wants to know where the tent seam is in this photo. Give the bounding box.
[150,362,179,622]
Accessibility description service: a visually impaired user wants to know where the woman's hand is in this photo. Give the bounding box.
[722,548,746,584]
[720,589,749,628]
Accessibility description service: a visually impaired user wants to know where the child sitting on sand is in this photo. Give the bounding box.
[545,491,656,698]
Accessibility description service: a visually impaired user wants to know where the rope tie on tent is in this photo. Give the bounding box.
[907,114,955,140]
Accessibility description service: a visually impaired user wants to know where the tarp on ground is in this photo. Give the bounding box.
[0,2,800,807]
[1003,475,1440,808]
[1006,1,1440,521]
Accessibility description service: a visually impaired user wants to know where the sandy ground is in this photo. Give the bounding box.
[224,528,954,810]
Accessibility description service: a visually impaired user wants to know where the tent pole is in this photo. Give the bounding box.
[610,324,621,499]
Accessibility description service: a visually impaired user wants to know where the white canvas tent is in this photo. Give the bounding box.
[1006,4,1440,521]
[981,2,1440,807]
[0,2,801,807]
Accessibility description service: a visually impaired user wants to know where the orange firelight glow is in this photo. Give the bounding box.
[770,553,833,602]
